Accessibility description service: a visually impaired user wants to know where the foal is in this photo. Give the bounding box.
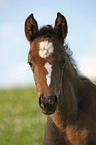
[25,13,96,145]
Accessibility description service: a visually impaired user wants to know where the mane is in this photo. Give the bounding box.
[33,25,88,81]
[65,44,88,81]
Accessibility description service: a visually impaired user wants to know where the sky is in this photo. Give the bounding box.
[0,0,96,88]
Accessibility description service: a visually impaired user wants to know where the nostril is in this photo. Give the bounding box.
[39,94,45,109]
[40,102,45,109]
[53,95,57,103]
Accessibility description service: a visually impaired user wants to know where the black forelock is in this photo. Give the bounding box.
[31,25,56,41]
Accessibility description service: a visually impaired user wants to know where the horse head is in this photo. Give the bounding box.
[25,13,68,115]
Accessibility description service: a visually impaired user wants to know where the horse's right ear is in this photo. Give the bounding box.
[25,14,38,42]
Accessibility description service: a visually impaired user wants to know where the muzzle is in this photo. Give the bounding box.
[39,93,57,115]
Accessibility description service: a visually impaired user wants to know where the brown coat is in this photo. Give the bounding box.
[25,12,96,145]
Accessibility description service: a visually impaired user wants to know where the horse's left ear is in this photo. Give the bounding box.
[25,14,38,42]
[55,13,68,42]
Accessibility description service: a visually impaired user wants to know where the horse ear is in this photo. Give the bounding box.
[25,14,38,41]
[55,12,68,42]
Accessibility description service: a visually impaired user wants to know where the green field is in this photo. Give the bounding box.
[0,81,96,145]
[0,88,46,145]
[93,80,96,85]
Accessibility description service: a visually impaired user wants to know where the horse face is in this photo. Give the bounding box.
[28,37,66,115]
[25,13,68,115]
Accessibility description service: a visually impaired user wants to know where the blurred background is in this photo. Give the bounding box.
[0,0,96,145]
[0,0,96,89]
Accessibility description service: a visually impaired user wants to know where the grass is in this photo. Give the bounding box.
[0,81,95,145]
[0,88,46,145]
[93,80,96,85]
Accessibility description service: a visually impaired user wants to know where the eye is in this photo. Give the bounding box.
[28,61,35,71]
[28,61,33,67]
[61,57,66,68]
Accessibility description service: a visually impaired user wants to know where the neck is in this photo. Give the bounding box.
[50,57,80,131]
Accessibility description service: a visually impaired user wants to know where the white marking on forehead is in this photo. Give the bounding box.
[44,62,52,87]
[39,41,54,58]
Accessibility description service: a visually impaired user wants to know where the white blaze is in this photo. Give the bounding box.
[39,41,54,58]
[39,41,54,87]
[44,62,52,87]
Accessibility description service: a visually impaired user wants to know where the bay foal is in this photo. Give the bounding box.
[25,13,96,145]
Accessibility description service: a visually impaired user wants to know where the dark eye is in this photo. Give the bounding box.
[61,57,66,68]
[28,61,33,67]
[28,61,35,70]
[28,61,35,71]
